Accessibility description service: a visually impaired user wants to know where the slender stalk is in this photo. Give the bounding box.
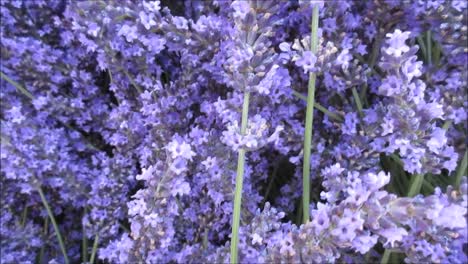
[38,187,69,264]
[230,91,250,264]
[39,218,48,264]
[292,90,344,122]
[433,41,441,66]
[202,229,209,250]
[351,87,363,116]
[407,174,424,197]
[20,206,28,227]
[422,179,434,193]
[0,71,34,99]
[454,151,467,188]
[442,120,452,130]
[82,209,88,263]
[383,171,424,263]
[368,35,381,69]
[295,198,303,226]
[263,159,280,205]
[360,33,382,105]
[365,251,372,263]
[380,249,391,264]
[302,5,319,224]
[426,31,432,65]
[119,222,131,233]
[121,67,143,94]
[416,36,428,63]
[354,54,381,76]
[89,233,99,264]
[1,73,100,151]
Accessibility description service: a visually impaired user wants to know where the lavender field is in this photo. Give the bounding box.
[0,1,467,263]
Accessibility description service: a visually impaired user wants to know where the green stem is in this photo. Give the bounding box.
[383,171,424,262]
[454,151,467,188]
[416,36,428,63]
[230,91,250,264]
[175,196,184,214]
[38,187,69,264]
[263,160,280,205]
[82,209,88,263]
[380,249,391,264]
[295,198,303,226]
[89,233,99,264]
[359,33,382,107]
[442,120,452,130]
[292,90,344,122]
[121,68,143,94]
[433,41,441,66]
[39,218,48,264]
[426,31,432,65]
[20,206,28,227]
[352,87,364,116]
[365,251,372,263]
[302,5,319,224]
[119,222,131,233]
[369,35,381,69]
[0,71,34,99]
[422,179,434,193]
[407,173,424,197]
[202,229,209,250]
[353,54,381,76]
[1,73,100,151]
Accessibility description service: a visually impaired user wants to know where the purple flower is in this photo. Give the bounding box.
[117,24,139,43]
[402,56,423,81]
[452,0,467,12]
[7,106,25,124]
[378,227,408,247]
[352,234,378,254]
[356,44,367,55]
[231,1,250,19]
[432,204,467,229]
[426,127,447,154]
[311,203,330,235]
[336,49,352,71]
[139,11,156,30]
[166,137,196,161]
[379,75,404,96]
[295,51,317,73]
[342,112,358,135]
[384,29,411,57]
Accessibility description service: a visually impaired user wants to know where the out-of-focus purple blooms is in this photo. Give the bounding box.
[117,24,139,43]
[295,51,317,73]
[139,11,156,30]
[0,1,466,263]
[231,1,250,20]
[384,29,411,57]
[378,75,403,96]
[378,227,408,247]
[166,136,196,161]
[336,49,352,71]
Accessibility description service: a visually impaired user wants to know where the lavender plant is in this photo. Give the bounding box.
[0,1,466,264]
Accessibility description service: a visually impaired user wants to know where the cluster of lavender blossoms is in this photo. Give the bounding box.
[0,1,466,263]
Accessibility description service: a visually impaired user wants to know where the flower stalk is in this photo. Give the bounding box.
[383,172,424,263]
[230,91,251,263]
[454,151,467,188]
[89,233,99,264]
[38,186,69,264]
[302,4,320,224]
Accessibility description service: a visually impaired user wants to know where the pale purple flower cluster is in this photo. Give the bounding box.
[1,1,466,263]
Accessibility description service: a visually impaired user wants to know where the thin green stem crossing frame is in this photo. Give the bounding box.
[302,4,320,224]
[38,187,69,264]
[230,91,250,263]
